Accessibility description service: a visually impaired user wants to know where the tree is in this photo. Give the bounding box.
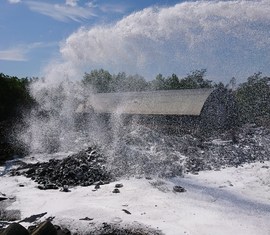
[0,73,35,161]
[0,73,33,121]
[110,72,127,92]
[179,69,213,89]
[83,69,112,93]
[123,74,149,92]
[150,74,167,90]
[165,74,180,89]
[235,72,270,125]
[83,69,149,93]
[214,82,225,89]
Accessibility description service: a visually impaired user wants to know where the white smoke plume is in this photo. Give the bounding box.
[20,0,270,156]
[56,0,270,82]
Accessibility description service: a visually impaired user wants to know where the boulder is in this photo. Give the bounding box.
[173,185,186,193]
[30,220,57,235]
[1,223,29,235]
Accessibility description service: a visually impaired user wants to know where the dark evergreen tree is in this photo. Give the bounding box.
[83,69,112,93]
[235,72,270,125]
[0,73,33,121]
[165,73,180,89]
[179,69,213,89]
[150,74,167,90]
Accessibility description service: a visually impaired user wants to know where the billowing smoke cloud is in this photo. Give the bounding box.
[21,0,270,155]
[54,0,270,82]
[18,1,270,178]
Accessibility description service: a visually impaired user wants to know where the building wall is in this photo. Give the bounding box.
[75,88,238,134]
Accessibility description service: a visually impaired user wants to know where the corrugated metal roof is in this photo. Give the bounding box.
[79,88,215,116]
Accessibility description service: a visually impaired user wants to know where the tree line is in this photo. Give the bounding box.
[82,69,216,93]
[0,73,36,162]
[0,69,270,127]
[0,73,35,122]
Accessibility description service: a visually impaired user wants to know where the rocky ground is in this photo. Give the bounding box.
[106,124,270,177]
[0,124,270,234]
[8,147,112,190]
[0,219,164,235]
[1,124,270,191]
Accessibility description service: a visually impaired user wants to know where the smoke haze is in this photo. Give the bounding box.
[50,0,270,82]
[16,1,270,177]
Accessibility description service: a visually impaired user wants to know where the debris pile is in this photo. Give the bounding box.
[0,220,71,235]
[5,125,270,189]
[107,124,270,175]
[10,147,112,190]
[184,125,270,173]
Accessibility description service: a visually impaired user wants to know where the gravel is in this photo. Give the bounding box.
[5,124,270,190]
[9,147,112,190]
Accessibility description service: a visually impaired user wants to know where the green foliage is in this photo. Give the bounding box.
[166,73,180,89]
[111,73,149,92]
[150,74,167,90]
[0,73,34,121]
[179,69,213,89]
[83,68,216,92]
[214,82,225,89]
[235,72,270,125]
[83,69,112,93]
[1,69,270,129]
[83,69,149,93]
[109,72,127,92]
[150,69,213,90]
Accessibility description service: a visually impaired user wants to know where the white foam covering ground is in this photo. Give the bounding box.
[8,79,269,234]
[3,1,269,233]
[0,161,269,235]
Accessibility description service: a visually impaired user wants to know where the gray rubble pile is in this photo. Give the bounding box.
[106,124,270,176]
[184,125,270,173]
[86,222,164,235]
[5,124,270,187]
[0,220,71,235]
[10,147,112,190]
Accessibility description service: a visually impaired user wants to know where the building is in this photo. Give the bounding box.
[76,88,238,133]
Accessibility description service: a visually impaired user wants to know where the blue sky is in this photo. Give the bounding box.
[1,0,270,83]
[1,0,179,77]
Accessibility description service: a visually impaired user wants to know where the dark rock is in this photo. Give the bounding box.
[11,147,113,190]
[60,185,70,192]
[79,217,94,221]
[122,209,131,215]
[27,225,37,233]
[112,188,120,193]
[20,212,47,223]
[0,197,8,201]
[54,225,61,230]
[37,185,45,190]
[25,168,35,176]
[173,185,186,193]
[1,223,29,235]
[46,216,55,222]
[61,228,71,235]
[115,183,123,188]
[31,220,57,235]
